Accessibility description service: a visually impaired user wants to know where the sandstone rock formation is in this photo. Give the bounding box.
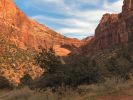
[0,0,86,84]
[83,0,133,52]
[0,0,84,56]
[82,36,94,44]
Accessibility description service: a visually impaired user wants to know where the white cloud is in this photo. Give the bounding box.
[29,0,123,39]
[103,0,123,13]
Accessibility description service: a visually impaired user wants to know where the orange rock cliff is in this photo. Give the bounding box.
[0,0,132,55]
[0,0,85,56]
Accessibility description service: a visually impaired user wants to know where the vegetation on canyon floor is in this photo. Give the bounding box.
[0,0,133,99]
[1,40,133,100]
[1,33,133,100]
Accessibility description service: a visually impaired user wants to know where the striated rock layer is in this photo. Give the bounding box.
[83,0,133,52]
[0,0,84,57]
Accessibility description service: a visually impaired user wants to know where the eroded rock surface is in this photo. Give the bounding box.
[0,0,84,56]
[83,0,133,52]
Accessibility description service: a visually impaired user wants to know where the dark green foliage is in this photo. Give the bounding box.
[34,51,103,90]
[0,76,13,89]
[33,73,65,91]
[106,51,132,79]
[33,46,133,91]
[63,58,103,87]
[35,48,61,73]
[20,74,33,87]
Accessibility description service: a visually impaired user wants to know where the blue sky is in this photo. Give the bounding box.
[14,0,123,39]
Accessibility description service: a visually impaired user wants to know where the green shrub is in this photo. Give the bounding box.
[35,48,61,73]
[107,57,132,79]
[34,53,103,90]
[20,74,33,87]
[0,76,13,89]
[105,47,132,79]
[33,46,133,91]
[64,58,103,87]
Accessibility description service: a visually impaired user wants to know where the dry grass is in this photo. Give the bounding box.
[0,87,97,100]
[0,78,133,100]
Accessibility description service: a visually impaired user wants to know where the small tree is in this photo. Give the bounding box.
[20,74,33,87]
[107,57,132,79]
[35,47,61,73]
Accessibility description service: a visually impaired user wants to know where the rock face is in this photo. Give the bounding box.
[0,0,85,84]
[82,36,94,43]
[0,0,83,56]
[83,0,133,51]
[122,0,133,13]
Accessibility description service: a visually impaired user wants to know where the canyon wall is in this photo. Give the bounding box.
[83,0,133,51]
[0,0,84,56]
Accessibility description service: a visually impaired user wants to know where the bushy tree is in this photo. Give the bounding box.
[107,55,132,79]
[64,58,103,87]
[35,48,61,73]
[33,54,103,90]
[20,74,33,87]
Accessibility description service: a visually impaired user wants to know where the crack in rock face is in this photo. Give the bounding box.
[123,0,133,12]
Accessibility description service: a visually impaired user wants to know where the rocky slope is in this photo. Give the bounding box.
[0,0,84,57]
[0,35,43,85]
[83,0,133,52]
[0,0,85,85]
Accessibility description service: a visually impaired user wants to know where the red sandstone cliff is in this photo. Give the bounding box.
[83,0,133,52]
[0,0,84,56]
